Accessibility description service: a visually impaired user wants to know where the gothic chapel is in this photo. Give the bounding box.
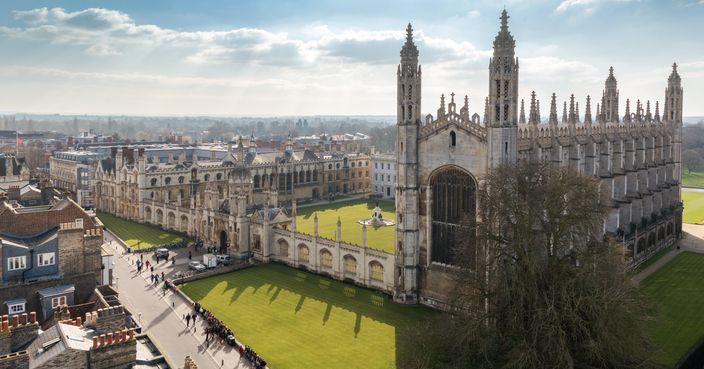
[394,10,683,306]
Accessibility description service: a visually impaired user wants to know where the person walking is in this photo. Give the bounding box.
[186,314,191,327]
[171,256,176,266]
[192,313,197,324]
[188,251,192,260]
[140,254,144,263]
[150,265,154,274]
[161,271,165,281]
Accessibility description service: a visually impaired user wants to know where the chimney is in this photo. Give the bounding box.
[100,335,105,347]
[107,333,113,345]
[29,312,35,324]
[92,336,98,349]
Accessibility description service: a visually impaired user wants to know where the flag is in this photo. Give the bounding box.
[16,134,22,146]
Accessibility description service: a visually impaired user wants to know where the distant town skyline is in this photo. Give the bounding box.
[0,0,702,116]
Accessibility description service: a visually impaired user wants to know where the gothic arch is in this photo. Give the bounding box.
[298,244,310,263]
[320,248,333,269]
[180,215,189,232]
[167,212,176,229]
[156,209,164,224]
[368,260,384,282]
[278,239,289,258]
[144,206,152,222]
[343,254,357,275]
[428,165,477,265]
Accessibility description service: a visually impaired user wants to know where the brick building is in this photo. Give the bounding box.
[0,198,106,320]
[0,307,138,369]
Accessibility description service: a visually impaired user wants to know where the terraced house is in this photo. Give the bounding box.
[0,198,106,321]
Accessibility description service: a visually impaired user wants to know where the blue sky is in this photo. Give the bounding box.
[0,0,702,116]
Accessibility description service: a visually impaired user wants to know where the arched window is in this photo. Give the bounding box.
[164,177,171,185]
[216,173,222,180]
[430,167,477,265]
[150,178,157,186]
[178,176,184,184]
[204,174,210,181]
[369,261,384,282]
[450,131,456,147]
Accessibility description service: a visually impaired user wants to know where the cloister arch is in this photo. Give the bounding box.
[320,249,333,269]
[278,239,289,258]
[298,244,310,263]
[369,260,384,282]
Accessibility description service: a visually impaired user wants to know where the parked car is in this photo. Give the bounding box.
[155,248,169,259]
[216,254,232,266]
[188,261,207,272]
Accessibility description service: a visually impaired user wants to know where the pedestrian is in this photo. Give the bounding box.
[192,313,197,324]
[161,271,165,281]
[150,266,154,274]
[140,254,144,262]
[171,256,176,265]
[188,251,192,260]
[154,278,158,287]
[186,314,191,327]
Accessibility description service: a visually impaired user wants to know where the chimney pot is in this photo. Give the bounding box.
[92,336,98,349]
[29,312,36,324]
[107,333,113,345]
[11,315,19,327]
[20,313,26,325]
[100,335,105,347]
[2,321,8,332]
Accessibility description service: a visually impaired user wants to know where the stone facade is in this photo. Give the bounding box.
[93,138,371,249]
[371,154,395,199]
[394,10,683,307]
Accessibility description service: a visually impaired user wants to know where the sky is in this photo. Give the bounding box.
[0,0,702,117]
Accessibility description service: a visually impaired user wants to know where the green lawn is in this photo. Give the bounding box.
[682,170,704,188]
[682,191,704,224]
[180,263,435,369]
[296,199,396,253]
[641,252,704,366]
[97,211,185,249]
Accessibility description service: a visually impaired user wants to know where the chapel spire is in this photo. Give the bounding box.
[549,93,558,128]
[519,99,526,124]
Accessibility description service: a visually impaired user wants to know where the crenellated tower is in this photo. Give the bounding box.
[395,23,421,303]
[487,9,519,167]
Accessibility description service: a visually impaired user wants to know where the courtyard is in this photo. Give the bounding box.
[180,263,434,369]
[97,211,186,249]
[682,190,704,224]
[295,199,396,253]
[641,251,704,366]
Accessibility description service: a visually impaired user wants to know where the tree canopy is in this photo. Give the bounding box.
[408,162,656,369]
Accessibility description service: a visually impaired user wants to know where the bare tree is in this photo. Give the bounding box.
[408,162,657,369]
[683,149,703,174]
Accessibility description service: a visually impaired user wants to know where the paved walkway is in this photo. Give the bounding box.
[632,223,704,285]
[104,232,250,369]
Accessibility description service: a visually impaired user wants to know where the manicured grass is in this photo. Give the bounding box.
[641,252,704,366]
[97,211,185,249]
[682,170,704,188]
[682,191,704,224]
[181,263,435,369]
[296,199,396,253]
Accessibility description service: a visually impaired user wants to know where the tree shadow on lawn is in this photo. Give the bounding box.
[180,263,437,368]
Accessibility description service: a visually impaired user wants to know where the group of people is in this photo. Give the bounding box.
[192,302,267,368]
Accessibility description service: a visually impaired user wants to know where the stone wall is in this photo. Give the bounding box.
[0,351,28,369]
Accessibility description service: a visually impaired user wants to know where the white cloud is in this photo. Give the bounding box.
[85,43,121,56]
[555,0,640,13]
[1,7,487,67]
